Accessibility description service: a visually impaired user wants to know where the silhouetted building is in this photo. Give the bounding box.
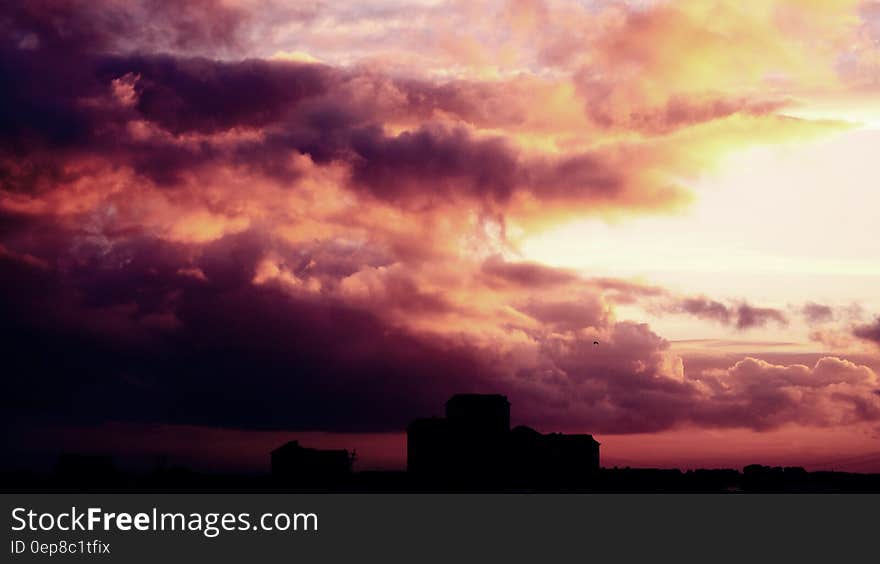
[407,417,453,477]
[408,394,600,488]
[445,394,510,434]
[271,441,352,485]
[509,426,599,486]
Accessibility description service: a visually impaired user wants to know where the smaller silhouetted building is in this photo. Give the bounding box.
[271,441,352,485]
[509,426,600,486]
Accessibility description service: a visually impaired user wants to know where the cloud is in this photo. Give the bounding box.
[504,315,880,433]
[345,124,520,204]
[809,328,856,350]
[518,294,610,331]
[105,56,331,135]
[854,317,880,347]
[676,297,733,325]
[691,357,880,430]
[572,0,861,132]
[585,277,666,300]
[802,302,835,324]
[0,41,690,216]
[0,236,499,432]
[480,256,578,288]
[2,224,879,438]
[665,297,789,330]
[2,0,247,56]
[735,304,789,330]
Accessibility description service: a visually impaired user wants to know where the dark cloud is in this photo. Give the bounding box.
[102,56,331,135]
[2,0,246,55]
[0,43,102,155]
[854,317,880,346]
[676,297,732,324]
[802,302,834,324]
[735,304,788,330]
[0,233,498,433]
[0,0,683,212]
[666,297,788,330]
[0,35,641,208]
[347,124,520,203]
[480,256,579,288]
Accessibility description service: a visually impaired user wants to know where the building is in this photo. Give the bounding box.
[445,393,510,434]
[407,394,600,488]
[406,417,453,478]
[270,441,353,485]
[508,426,600,486]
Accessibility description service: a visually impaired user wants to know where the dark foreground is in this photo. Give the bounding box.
[5,464,880,493]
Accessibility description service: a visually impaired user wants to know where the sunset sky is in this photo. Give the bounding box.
[2,0,880,474]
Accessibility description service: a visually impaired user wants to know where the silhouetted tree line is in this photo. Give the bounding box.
[4,457,880,493]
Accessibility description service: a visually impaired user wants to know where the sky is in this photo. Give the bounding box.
[1,0,880,474]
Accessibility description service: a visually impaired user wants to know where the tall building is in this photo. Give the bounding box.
[445,394,510,434]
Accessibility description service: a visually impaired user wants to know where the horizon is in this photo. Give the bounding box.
[2,0,880,480]
[7,401,880,475]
